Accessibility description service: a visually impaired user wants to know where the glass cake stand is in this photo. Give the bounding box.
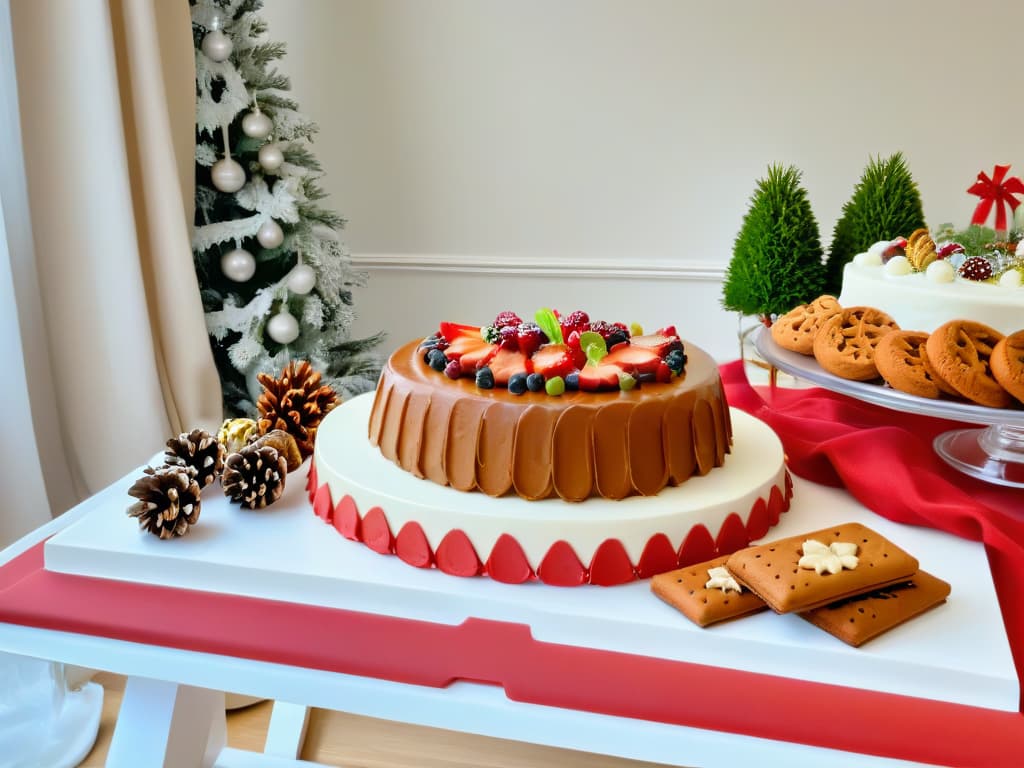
[754,327,1024,488]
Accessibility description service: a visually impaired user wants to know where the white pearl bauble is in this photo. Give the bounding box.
[287,264,316,295]
[926,259,955,283]
[258,142,284,172]
[266,310,299,344]
[211,157,245,192]
[256,220,284,249]
[241,111,274,140]
[999,269,1022,288]
[866,240,891,258]
[853,251,882,267]
[220,248,256,282]
[884,255,911,276]
[201,29,233,62]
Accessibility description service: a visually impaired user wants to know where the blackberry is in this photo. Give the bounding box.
[475,366,495,389]
[427,348,448,372]
[526,373,545,392]
[564,371,580,390]
[508,372,528,395]
[665,348,687,375]
[590,320,631,348]
[605,330,629,349]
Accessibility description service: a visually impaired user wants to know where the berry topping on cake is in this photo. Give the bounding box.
[493,311,523,329]
[487,348,529,385]
[475,367,495,389]
[443,359,462,379]
[481,325,500,344]
[439,322,479,342]
[427,348,448,372]
[578,364,621,391]
[498,324,520,350]
[532,344,575,380]
[516,322,546,357]
[507,372,528,395]
[590,320,630,349]
[545,376,566,396]
[958,256,994,281]
[665,348,687,375]
[442,335,497,370]
[560,310,590,338]
[618,372,637,391]
[603,344,661,375]
[564,371,580,390]
[526,372,545,392]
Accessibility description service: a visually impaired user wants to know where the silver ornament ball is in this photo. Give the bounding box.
[266,310,300,345]
[201,29,233,62]
[258,142,285,172]
[256,220,284,249]
[287,264,317,295]
[241,110,274,140]
[220,248,256,282]
[211,157,246,192]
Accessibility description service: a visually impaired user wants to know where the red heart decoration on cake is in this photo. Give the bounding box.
[588,539,636,586]
[332,494,361,541]
[485,534,534,584]
[312,484,333,523]
[361,507,394,554]
[395,521,434,569]
[768,484,786,525]
[538,541,587,586]
[636,533,678,577]
[715,512,749,555]
[306,462,318,496]
[435,529,482,577]
[745,497,770,541]
[677,524,716,567]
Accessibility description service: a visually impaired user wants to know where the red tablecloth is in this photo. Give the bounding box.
[720,360,1024,710]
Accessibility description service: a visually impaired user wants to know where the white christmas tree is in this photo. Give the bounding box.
[191,0,382,416]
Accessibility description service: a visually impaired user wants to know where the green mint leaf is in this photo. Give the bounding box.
[534,308,563,345]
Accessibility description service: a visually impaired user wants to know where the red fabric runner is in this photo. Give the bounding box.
[720,360,1024,710]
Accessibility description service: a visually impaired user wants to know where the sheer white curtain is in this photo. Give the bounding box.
[2,0,221,550]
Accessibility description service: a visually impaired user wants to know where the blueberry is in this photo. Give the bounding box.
[476,366,495,389]
[565,372,580,390]
[427,348,448,371]
[526,373,545,392]
[508,372,528,395]
[606,330,629,349]
[418,334,441,350]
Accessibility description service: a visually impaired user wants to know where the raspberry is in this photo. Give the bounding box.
[958,256,993,281]
[498,325,520,350]
[443,359,462,379]
[560,310,590,338]
[494,311,523,329]
[516,322,546,357]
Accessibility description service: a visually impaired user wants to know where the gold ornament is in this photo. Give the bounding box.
[218,417,259,454]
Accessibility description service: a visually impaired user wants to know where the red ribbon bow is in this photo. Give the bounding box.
[967,164,1024,232]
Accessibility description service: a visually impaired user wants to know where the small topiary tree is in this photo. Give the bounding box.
[823,152,926,294]
[722,164,826,321]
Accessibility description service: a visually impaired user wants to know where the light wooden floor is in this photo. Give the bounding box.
[79,673,675,767]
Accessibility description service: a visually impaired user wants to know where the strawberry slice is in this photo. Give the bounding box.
[487,348,529,385]
[443,335,497,370]
[578,364,621,391]
[532,344,575,380]
[439,322,479,342]
[603,344,661,375]
[629,333,679,357]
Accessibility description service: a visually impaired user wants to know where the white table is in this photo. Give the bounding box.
[0,457,1018,768]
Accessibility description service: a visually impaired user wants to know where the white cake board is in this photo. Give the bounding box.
[43,450,1018,714]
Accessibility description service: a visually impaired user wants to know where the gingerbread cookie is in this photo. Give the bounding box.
[924,320,1012,408]
[725,522,919,614]
[990,329,1024,405]
[874,330,943,399]
[771,295,842,355]
[812,307,900,381]
[651,555,767,627]
[918,341,961,398]
[800,570,951,647]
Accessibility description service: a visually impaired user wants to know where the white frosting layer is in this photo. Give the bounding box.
[838,261,1024,334]
[314,393,787,566]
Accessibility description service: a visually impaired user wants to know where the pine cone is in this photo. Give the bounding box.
[248,429,303,472]
[222,444,288,509]
[256,360,338,459]
[127,466,201,539]
[164,428,225,488]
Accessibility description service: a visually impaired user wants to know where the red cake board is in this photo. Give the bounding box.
[0,540,1021,766]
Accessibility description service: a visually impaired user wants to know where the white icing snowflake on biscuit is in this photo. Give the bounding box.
[798,540,859,575]
[705,566,743,594]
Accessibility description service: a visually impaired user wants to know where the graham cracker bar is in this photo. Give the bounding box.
[725,522,919,614]
[800,570,951,647]
[651,555,768,627]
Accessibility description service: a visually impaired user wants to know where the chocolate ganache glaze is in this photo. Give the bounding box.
[368,339,732,501]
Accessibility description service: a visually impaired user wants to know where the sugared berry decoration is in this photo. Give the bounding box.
[958,256,993,281]
[444,359,462,379]
[545,376,566,396]
[419,334,447,351]
[494,311,523,329]
[481,325,500,344]
[427,348,448,371]
[508,372,528,395]
[618,372,637,391]
[590,320,630,349]
[476,366,495,389]
[565,371,580,390]
[498,325,519,350]
[526,372,545,392]
[665,348,687,375]
[561,310,590,338]
[516,322,547,357]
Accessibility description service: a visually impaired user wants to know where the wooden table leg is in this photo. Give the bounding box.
[107,676,226,767]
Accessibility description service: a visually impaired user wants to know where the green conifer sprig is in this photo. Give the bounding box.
[722,164,826,319]
[823,152,926,293]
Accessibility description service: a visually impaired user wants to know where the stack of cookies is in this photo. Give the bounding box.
[651,522,950,647]
[771,296,1024,408]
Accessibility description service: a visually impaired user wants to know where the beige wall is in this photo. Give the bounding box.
[261,0,1023,359]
